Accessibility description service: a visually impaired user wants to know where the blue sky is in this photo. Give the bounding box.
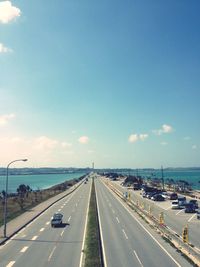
[0,0,200,168]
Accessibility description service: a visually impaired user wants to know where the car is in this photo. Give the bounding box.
[189,199,198,209]
[184,203,196,213]
[178,196,187,208]
[51,213,63,227]
[171,200,180,209]
[197,209,200,219]
[169,193,178,200]
[151,194,165,201]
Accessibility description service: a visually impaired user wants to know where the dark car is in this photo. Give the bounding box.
[189,199,198,209]
[51,213,63,227]
[169,193,178,200]
[152,194,165,201]
[184,203,196,213]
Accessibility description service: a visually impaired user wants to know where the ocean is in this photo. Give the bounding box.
[0,171,88,193]
[116,169,200,190]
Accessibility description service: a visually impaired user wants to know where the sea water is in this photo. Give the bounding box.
[0,171,87,193]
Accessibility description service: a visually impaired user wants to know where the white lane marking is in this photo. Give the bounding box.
[122,229,128,239]
[46,221,50,225]
[31,235,38,241]
[61,205,64,208]
[48,246,57,261]
[61,230,65,236]
[76,203,78,207]
[109,203,112,207]
[176,210,183,215]
[112,209,115,214]
[95,184,108,267]
[116,217,120,223]
[164,205,172,211]
[6,261,15,267]
[68,216,71,222]
[40,228,45,232]
[133,250,143,267]
[104,182,182,267]
[20,246,29,253]
[188,213,196,222]
[58,209,61,212]
[79,180,92,267]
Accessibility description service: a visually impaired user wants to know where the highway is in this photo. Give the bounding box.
[0,179,91,267]
[95,178,192,267]
[108,179,200,252]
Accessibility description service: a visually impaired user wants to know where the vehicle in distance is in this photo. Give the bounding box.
[189,199,198,209]
[184,203,196,213]
[178,196,187,208]
[169,192,178,200]
[151,194,165,201]
[51,213,63,227]
[171,200,180,209]
[197,209,200,219]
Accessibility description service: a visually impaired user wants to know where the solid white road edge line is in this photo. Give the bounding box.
[95,182,108,267]
[79,179,92,267]
[133,250,143,267]
[103,181,182,267]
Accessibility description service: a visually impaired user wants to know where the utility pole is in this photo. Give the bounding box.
[161,166,164,190]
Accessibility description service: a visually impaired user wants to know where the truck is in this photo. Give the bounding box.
[51,213,63,227]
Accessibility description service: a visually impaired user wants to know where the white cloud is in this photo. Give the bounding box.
[192,145,197,150]
[0,113,15,125]
[153,124,173,135]
[0,1,21,24]
[129,133,148,143]
[0,43,12,53]
[139,134,148,141]
[78,136,89,144]
[61,142,72,148]
[128,134,138,143]
[34,136,58,150]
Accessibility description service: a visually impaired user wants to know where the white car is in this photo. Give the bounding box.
[171,201,180,209]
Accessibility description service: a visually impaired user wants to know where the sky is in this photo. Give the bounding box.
[0,0,200,168]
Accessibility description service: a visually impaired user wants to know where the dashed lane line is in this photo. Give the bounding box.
[122,229,128,239]
[31,236,38,241]
[68,216,71,222]
[116,217,120,223]
[176,210,183,215]
[61,230,65,236]
[40,228,45,232]
[20,246,29,253]
[58,209,61,212]
[6,261,15,267]
[133,250,143,267]
[46,221,50,225]
[188,213,196,222]
[48,246,57,261]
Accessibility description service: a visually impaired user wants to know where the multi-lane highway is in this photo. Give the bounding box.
[95,178,193,267]
[107,178,200,252]
[0,179,91,267]
[0,174,196,267]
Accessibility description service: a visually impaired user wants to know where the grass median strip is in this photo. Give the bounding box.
[84,179,103,267]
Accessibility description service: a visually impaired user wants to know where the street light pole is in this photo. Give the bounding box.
[3,158,28,238]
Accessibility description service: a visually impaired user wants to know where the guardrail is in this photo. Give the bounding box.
[105,180,200,267]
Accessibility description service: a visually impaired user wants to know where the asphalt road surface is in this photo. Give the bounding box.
[95,178,193,267]
[0,179,91,267]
